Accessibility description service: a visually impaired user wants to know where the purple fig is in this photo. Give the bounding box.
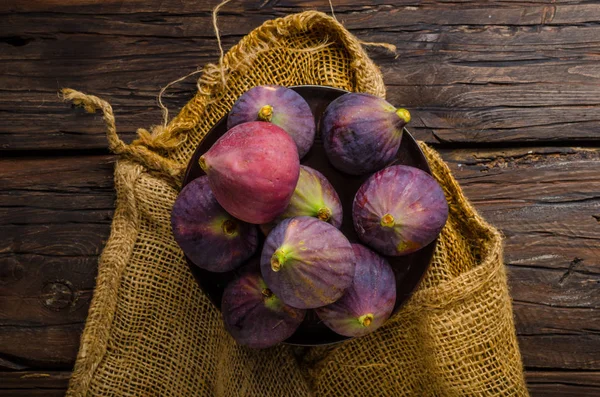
[353,165,448,256]
[171,176,258,272]
[222,270,306,349]
[316,244,396,337]
[227,85,315,158]
[199,121,300,224]
[322,93,411,175]
[261,165,343,234]
[261,216,355,309]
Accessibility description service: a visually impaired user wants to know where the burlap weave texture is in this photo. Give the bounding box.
[65,11,529,397]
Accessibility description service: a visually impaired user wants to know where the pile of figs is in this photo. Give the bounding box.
[171,85,449,349]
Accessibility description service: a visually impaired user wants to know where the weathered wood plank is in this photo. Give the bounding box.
[513,301,599,336]
[0,371,70,396]
[1,148,598,371]
[444,146,600,371]
[526,370,600,395]
[9,6,600,39]
[520,335,600,370]
[2,1,600,150]
[0,324,84,369]
[2,370,599,397]
[0,155,115,368]
[444,146,600,370]
[440,147,600,271]
[1,0,595,18]
[0,370,70,387]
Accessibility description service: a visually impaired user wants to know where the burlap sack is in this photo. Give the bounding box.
[63,11,529,397]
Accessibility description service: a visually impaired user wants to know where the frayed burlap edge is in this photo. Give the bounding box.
[67,161,144,395]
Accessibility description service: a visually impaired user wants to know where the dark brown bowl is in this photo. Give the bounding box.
[182,85,435,346]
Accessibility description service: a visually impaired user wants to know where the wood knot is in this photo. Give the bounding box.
[42,281,75,311]
[0,258,24,285]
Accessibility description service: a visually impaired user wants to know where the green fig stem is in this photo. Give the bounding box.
[271,248,289,272]
[221,219,238,236]
[395,108,411,124]
[261,288,274,298]
[358,313,374,327]
[316,207,332,222]
[380,213,395,228]
[258,105,273,122]
[199,155,209,172]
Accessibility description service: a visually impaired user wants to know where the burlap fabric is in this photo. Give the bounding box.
[64,11,528,397]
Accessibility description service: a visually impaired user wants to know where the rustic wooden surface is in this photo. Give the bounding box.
[1,0,599,395]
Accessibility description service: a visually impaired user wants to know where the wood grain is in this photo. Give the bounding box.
[2,0,599,394]
[2,370,598,397]
[0,371,70,396]
[526,371,600,396]
[1,0,600,150]
[0,155,114,369]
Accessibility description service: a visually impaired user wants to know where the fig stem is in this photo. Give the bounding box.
[358,313,374,327]
[380,214,395,228]
[199,155,209,172]
[271,248,289,272]
[258,105,273,122]
[221,219,238,236]
[261,288,273,298]
[316,207,332,222]
[396,108,411,124]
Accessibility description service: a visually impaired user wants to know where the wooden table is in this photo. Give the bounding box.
[1,1,599,395]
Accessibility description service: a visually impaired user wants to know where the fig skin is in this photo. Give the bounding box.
[353,165,448,256]
[261,165,343,234]
[171,176,258,272]
[316,244,396,337]
[322,93,411,175]
[227,85,316,158]
[199,121,300,224]
[221,270,306,349]
[260,216,355,309]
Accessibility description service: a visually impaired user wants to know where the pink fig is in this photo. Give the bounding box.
[199,121,300,224]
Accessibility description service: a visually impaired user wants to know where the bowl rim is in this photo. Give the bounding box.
[180,84,436,347]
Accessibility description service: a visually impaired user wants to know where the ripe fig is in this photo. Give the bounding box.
[322,93,411,175]
[316,244,396,337]
[228,85,316,158]
[353,165,448,256]
[222,270,306,349]
[261,165,343,234]
[199,121,300,224]
[261,216,355,309]
[171,176,258,272]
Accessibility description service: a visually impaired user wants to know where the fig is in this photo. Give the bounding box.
[227,85,315,158]
[261,216,355,309]
[199,121,300,224]
[261,165,343,234]
[353,165,448,256]
[322,93,411,175]
[171,176,258,272]
[316,244,396,337]
[221,269,306,349]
